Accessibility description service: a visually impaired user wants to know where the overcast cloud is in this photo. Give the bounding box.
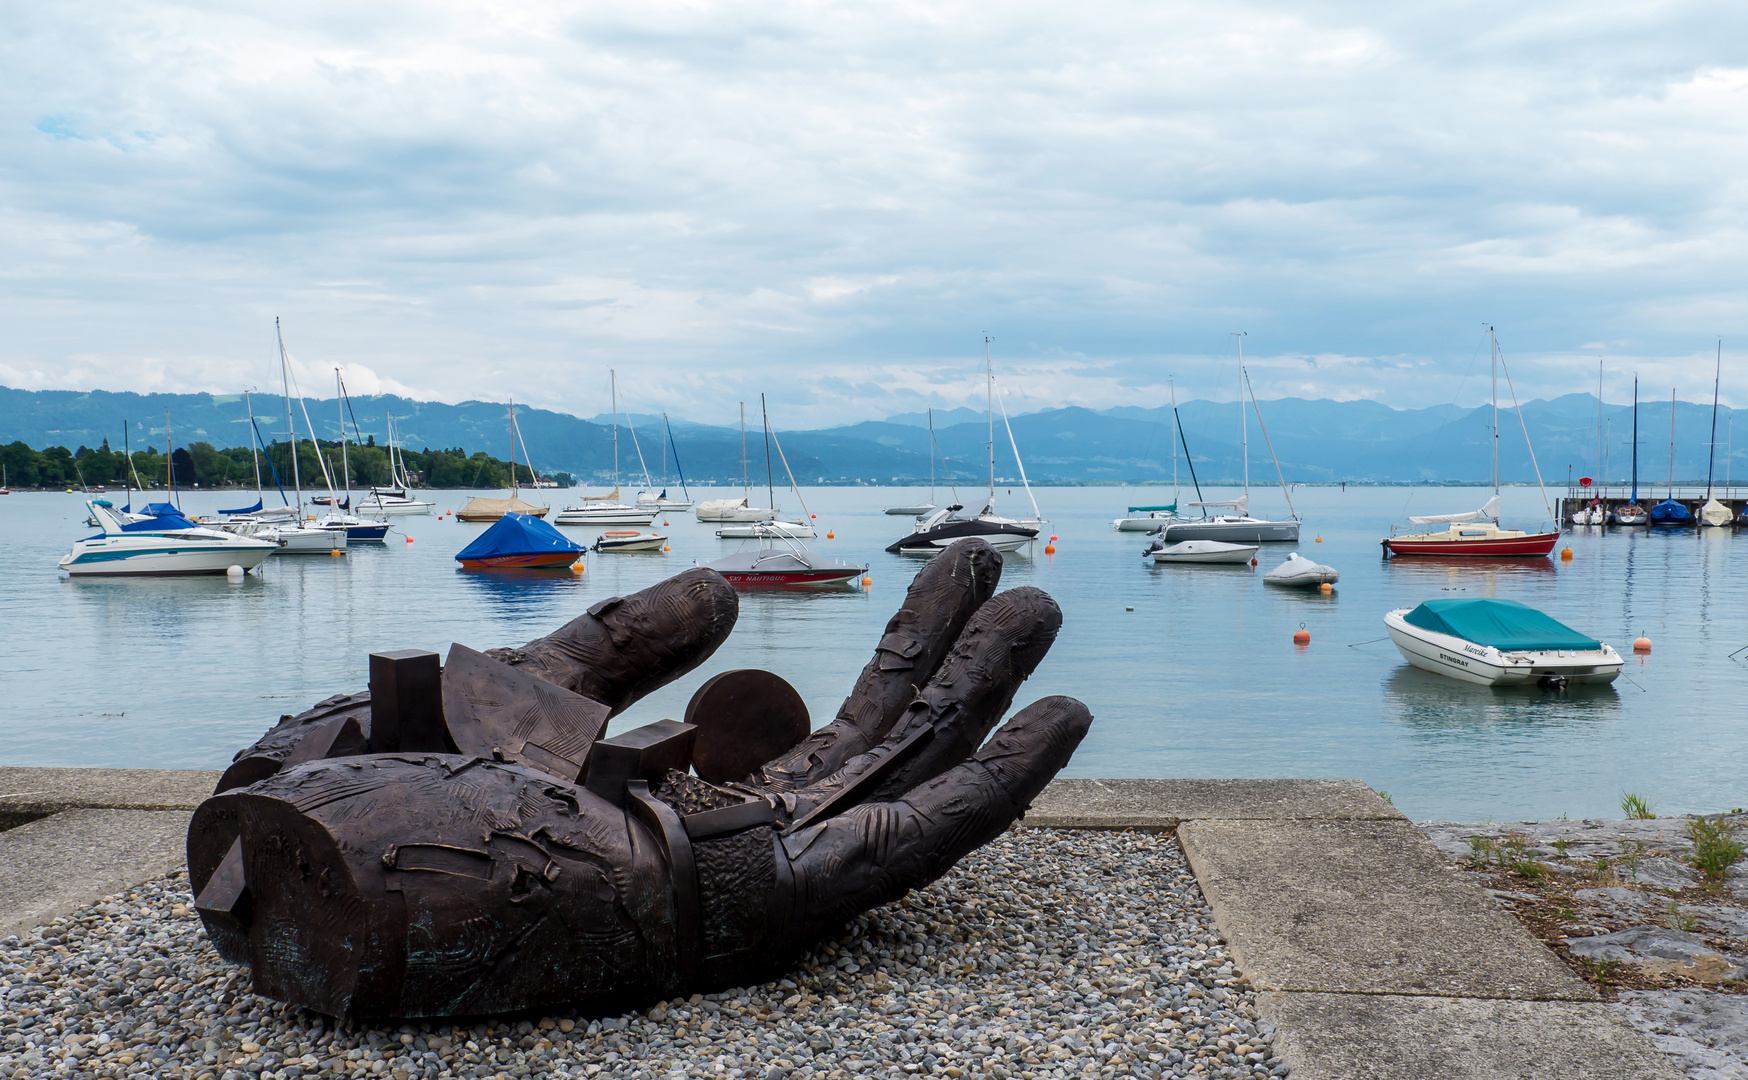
[0,0,1743,425]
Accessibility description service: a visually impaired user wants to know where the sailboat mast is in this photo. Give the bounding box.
[928,408,936,503]
[986,336,995,503]
[1595,361,1604,489]
[509,397,518,495]
[246,392,262,499]
[761,394,776,515]
[1669,387,1676,499]
[1170,379,1179,502]
[1631,377,1639,504]
[278,318,302,513]
[337,370,350,508]
[1233,333,1247,498]
[610,370,619,493]
[1490,326,1500,502]
[740,402,748,499]
[1707,341,1722,499]
[165,410,172,496]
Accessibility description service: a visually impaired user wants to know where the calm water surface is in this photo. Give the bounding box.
[3,484,1744,822]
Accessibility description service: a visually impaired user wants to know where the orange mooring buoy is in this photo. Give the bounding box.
[662,545,671,552]
[1633,634,1652,653]
[405,536,414,543]
[1560,547,1574,560]
[571,561,585,574]
[1045,544,1056,555]
[1315,535,1323,543]
[1293,625,1311,645]
[861,576,872,587]
[1049,534,1058,542]
[826,531,835,539]
[1319,582,1333,594]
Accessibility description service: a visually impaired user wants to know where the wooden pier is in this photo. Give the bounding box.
[1556,484,1747,524]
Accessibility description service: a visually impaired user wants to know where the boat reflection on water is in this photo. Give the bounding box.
[1380,556,1557,589]
[455,565,586,614]
[1381,665,1621,738]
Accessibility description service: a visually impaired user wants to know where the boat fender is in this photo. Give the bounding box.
[330,549,344,557]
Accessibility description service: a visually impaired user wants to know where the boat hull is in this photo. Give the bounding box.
[1162,518,1299,543]
[594,531,667,552]
[457,552,581,569]
[1114,514,1176,532]
[358,499,434,516]
[886,518,1038,554]
[1383,531,1559,556]
[1383,610,1622,686]
[1149,541,1259,564]
[717,521,816,539]
[60,541,276,576]
[457,508,550,522]
[712,567,862,586]
[274,528,348,553]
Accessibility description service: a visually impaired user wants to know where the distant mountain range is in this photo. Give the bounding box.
[3,384,1740,486]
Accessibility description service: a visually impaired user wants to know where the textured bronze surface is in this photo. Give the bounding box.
[189,539,1091,1018]
[685,669,810,784]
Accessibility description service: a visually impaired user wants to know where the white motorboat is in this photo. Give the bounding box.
[1263,552,1338,587]
[1144,538,1259,564]
[555,503,660,526]
[358,487,434,516]
[593,530,667,553]
[636,490,694,513]
[716,519,816,539]
[1384,599,1623,687]
[62,501,278,576]
[222,513,348,553]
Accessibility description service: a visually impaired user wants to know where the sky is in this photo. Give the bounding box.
[1,0,1744,427]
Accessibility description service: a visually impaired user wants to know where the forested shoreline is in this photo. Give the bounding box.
[0,438,574,491]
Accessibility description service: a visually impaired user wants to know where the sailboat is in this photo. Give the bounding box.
[885,409,945,517]
[1114,381,1183,531]
[1649,387,1693,526]
[357,413,435,516]
[886,339,1043,554]
[1382,327,1560,557]
[1700,342,1731,527]
[1163,342,1300,543]
[695,402,777,522]
[456,398,551,521]
[1570,363,1607,525]
[703,397,865,587]
[1612,378,1649,525]
[306,370,390,541]
[556,372,659,526]
[716,397,816,538]
[635,413,694,511]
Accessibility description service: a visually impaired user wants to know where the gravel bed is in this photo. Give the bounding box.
[0,828,1280,1080]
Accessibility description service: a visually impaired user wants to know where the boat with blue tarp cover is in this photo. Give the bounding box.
[60,500,277,577]
[456,512,583,570]
[1383,598,1622,687]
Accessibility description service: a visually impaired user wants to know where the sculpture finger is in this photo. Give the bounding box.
[486,567,739,713]
[781,585,1062,826]
[781,695,1092,938]
[747,538,1002,792]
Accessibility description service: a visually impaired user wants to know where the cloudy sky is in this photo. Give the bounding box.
[1,0,1743,426]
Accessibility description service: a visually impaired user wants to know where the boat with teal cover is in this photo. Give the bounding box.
[1383,598,1622,686]
[456,512,583,570]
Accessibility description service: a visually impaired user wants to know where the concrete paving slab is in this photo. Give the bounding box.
[1179,818,1591,1000]
[0,767,218,829]
[1026,778,1402,829]
[1260,991,1685,1080]
[0,809,191,941]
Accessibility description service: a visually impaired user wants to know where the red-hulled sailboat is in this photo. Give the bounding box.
[1382,327,1560,558]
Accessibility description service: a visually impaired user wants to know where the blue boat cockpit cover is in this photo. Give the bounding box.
[1650,499,1692,520]
[121,502,200,531]
[221,498,264,515]
[1404,598,1601,651]
[456,513,582,562]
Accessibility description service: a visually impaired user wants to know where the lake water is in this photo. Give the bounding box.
[3,484,1744,822]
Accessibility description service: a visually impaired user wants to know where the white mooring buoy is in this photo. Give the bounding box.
[226,564,246,581]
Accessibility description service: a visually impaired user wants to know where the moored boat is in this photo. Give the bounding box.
[888,504,1038,554]
[1114,505,1178,532]
[555,503,659,526]
[701,546,867,587]
[1384,598,1622,687]
[717,519,815,539]
[61,501,278,576]
[1144,538,1258,564]
[1263,552,1338,586]
[455,512,583,569]
[593,530,667,553]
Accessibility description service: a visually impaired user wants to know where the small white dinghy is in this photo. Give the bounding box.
[1145,539,1259,565]
[1263,552,1338,587]
[593,530,667,553]
[1384,598,1623,687]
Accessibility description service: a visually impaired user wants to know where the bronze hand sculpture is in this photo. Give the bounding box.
[186,538,1092,1018]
